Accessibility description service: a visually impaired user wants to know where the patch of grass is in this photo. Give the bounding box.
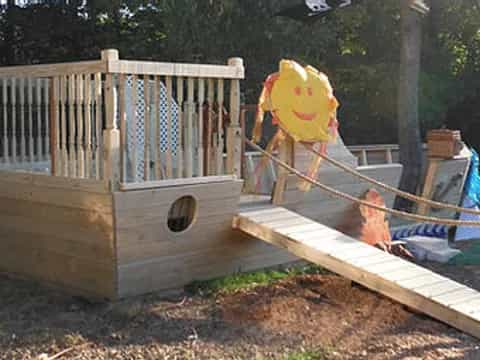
[449,241,480,265]
[186,264,327,296]
[284,348,335,360]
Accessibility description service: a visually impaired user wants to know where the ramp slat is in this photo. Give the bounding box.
[233,206,480,339]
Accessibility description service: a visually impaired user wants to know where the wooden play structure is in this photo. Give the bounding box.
[234,207,480,339]
[3,50,480,339]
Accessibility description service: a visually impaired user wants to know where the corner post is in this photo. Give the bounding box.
[101,49,120,190]
[226,57,244,178]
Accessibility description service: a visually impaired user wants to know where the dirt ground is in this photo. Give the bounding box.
[2,257,480,359]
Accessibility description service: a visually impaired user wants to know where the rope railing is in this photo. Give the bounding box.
[246,138,480,227]
[303,143,480,216]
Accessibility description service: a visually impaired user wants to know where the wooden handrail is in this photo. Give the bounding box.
[0,60,107,78]
[0,51,245,80]
[107,59,244,79]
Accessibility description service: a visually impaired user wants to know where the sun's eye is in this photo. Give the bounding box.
[307,87,313,96]
[294,86,302,96]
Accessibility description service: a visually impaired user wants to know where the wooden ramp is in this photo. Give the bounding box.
[233,206,480,339]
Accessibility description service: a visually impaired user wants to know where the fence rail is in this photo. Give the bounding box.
[0,49,245,189]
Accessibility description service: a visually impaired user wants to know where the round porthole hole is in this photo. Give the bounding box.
[167,195,197,233]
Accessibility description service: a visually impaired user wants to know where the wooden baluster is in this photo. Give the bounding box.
[245,154,256,192]
[84,74,93,178]
[153,75,162,180]
[176,76,184,178]
[144,75,151,181]
[94,72,103,179]
[60,76,68,176]
[44,78,50,161]
[165,76,173,178]
[386,148,393,164]
[216,79,224,174]
[197,78,205,177]
[2,78,8,164]
[361,149,368,166]
[103,70,120,189]
[68,74,76,177]
[226,58,243,178]
[76,74,85,178]
[10,78,16,164]
[19,77,26,162]
[185,77,194,178]
[118,74,126,183]
[51,77,60,175]
[130,74,138,182]
[27,77,34,165]
[206,78,214,175]
[36,78,42,161]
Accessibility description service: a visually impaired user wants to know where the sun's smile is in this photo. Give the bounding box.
[292,110,317,122]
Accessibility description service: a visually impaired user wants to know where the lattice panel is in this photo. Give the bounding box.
[125,76,179,180]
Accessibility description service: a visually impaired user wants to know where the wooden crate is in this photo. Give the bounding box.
[427,130,462,159]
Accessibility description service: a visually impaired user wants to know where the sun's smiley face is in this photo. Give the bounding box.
[270,60,338,143]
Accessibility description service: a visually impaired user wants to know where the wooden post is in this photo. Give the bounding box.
[101,49,121,190]
[272,136,294,205]
[130,74,138,181]
[417,158,440,215]
[226,57,243,178]
[118,73,126,183]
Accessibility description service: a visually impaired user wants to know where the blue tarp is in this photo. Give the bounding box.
[463,149,480,206]
[455,148,480,241]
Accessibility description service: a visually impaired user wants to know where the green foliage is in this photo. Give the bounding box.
[185,265,326,296]
[1,0,480,145]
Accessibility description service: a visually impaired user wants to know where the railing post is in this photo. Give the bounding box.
[226,57,244,178]
[101,49,120,190]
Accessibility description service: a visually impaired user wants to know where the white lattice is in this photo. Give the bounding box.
[125,76,179,180]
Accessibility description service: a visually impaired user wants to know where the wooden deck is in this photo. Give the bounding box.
[233,206,480,339]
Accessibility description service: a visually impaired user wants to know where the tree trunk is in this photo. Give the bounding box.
[5,0,16,65]
[395,0,424,211]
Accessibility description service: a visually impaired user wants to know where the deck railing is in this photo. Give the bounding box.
[0,49,245,189]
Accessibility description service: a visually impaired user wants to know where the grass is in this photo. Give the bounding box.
[449,240,480,265]
[284,348,335,360]
[185,264,327,296]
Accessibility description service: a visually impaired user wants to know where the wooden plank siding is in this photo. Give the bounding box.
[113,179,297,298]
[0,173,116,299]
[280,164,403,228]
